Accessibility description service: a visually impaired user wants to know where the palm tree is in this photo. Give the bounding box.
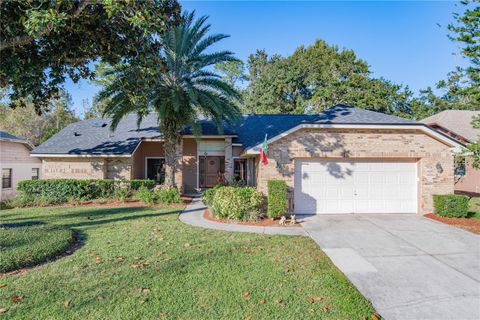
[98,11,241,187]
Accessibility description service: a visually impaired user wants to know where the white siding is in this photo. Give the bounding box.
[0,141,42,200]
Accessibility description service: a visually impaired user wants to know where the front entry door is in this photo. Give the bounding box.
[199,156,225,188]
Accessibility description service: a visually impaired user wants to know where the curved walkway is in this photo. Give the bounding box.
[179,197,307,236]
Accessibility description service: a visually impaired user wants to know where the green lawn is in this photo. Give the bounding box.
[0,205,375,319]
[0,222,73,273]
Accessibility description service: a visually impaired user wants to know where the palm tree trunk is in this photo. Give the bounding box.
[161,120,181,188]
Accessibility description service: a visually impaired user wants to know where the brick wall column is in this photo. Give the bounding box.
[224,137,233,182]
[175,139,183,192]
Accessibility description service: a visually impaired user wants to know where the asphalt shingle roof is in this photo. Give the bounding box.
[232,104,417,149]
[32,104,418,155]
[421,110,480,142]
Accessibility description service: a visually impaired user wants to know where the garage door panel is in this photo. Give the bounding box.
[339,200,354,213]
[399,174,416,185]
[340,186,355,198]
[355,172,369,185]
[294,160,417,214]
[325,188,338,198]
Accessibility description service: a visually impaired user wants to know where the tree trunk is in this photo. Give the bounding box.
[161,120,181,188]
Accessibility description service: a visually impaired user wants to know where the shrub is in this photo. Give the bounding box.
[3,194,31,208]
[15,179,155,206]
[113,181,132,202]
[267,180,288,219]
[202,184,223,205]
[0,201,11,210]
[154,186,182,204]
[433,194,470,218]
[211,186,263,220]
[136,186,156,204]
[130,179,156,190]
[5,194,62,208]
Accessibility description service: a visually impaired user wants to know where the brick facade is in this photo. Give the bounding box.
[106,159,132,179]
[256,128,455,214]
[39,128,455,214]
[42,157,133,180]
[42,157,107,179]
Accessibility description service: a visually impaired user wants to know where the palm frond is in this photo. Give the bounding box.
[191,34,230,58]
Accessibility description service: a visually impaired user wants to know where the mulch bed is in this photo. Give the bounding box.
[203,209,301,227]
[424,213,480,235]
[16,196,193,209]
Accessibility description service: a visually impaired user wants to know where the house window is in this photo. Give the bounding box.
[234,159,247,183]
[146,158,166,184]
[32,168,40,180]
[454,158,466,176]
[2,168,12,188]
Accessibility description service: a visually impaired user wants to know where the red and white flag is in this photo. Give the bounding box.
[260,134,268,165]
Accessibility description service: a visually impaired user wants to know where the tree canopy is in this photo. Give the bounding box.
[0,0,180,112]
[242,40,413,116]
[0,89,78,146]
[414,0,480,117]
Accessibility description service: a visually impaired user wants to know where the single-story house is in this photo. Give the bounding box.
[1,131,42,201]
[32,105,464,215]
[422,110,480,195]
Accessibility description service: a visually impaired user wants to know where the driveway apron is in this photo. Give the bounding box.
[301,214,480,320]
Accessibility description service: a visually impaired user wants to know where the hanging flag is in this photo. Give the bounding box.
[260,134,269,165]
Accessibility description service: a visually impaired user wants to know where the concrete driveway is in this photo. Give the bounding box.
[301,214,480,320]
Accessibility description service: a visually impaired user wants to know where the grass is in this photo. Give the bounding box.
[0,205,375,319]
[0,222,73,273]
[468,197,480,220]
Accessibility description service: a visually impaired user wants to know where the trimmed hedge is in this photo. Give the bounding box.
[17,179,155,203]
[433,194,470,218]
[210,186,263,220]
[267,180,288,219]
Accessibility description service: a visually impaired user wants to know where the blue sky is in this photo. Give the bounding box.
[66,0,465,117]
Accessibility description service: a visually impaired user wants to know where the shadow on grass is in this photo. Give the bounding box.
[66,209,181,228]
[5,206,182,225]
[0,221,46,228]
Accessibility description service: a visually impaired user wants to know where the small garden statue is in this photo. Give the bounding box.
[290,215,296,225]
[279,216,286,225]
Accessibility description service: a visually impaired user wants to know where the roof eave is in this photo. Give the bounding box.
[31,153,132,158]
[244,123,466,154]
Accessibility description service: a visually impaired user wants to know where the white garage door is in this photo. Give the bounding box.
[294,160,417,214]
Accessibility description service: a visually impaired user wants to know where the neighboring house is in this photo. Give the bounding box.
[32,105,464,215]
[421,110,480,195]
[0,131,42,201]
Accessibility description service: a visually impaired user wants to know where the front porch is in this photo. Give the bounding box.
[131,138,256,192]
